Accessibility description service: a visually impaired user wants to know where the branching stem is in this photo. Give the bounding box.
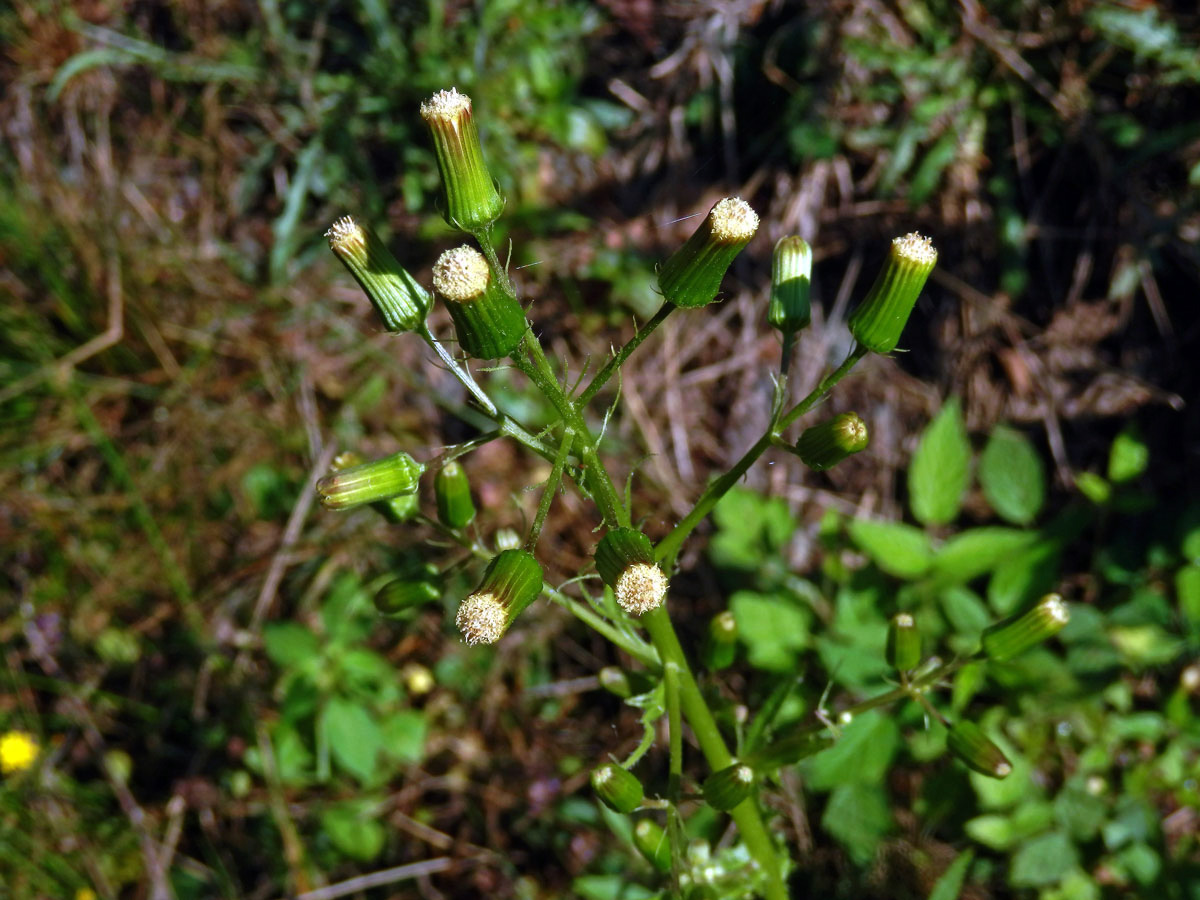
[577,303,675,408]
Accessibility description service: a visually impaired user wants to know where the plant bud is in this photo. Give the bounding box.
[768,236,812,335]
[657,197,759,309]
[419,88,504,231]
[316,451,424,510]
[374,579,440,617]
[887,612,921,672]
[435,460,476,528]
[947,720,1012,779]
[591,763,644,813]
[432,245,527,359]
[325,216,432,332]
[598,666,632,698]
[594,528,668,616]
[794,412,869,471]
[981,593,1070,662]
[702,611,738,671]
[702,763,756,811]
[848,233,938,353]
[633,819,672,872]
[455,549,543,645]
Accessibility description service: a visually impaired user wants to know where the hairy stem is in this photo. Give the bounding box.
[525,428,575,552]
[655,343,868,569]
[576,303,675,408]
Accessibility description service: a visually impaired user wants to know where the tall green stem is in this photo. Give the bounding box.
[513,330,630,529]
[655,344,868,569]
[641,607,788,900]
[525,428,574,552]
[577,303,674,408]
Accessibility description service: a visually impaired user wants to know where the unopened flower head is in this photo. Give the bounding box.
[658,197,759,308]
[615,562,668,616]
[0,730,39,774]
[982,592,1070,662]
[456,591,507,646]
[769,235,813,335]
[848,232,937,354]
[325,215,430,332]
[454,549,543,645]
[432,245,526,358]
[795,412,869,471]
[595,528,668,617]
[420,88,504,231]
[316,451,424,510]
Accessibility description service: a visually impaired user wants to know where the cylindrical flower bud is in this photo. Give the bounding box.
[981,593,1070,662]
[657,197,759,309]
[848,232,938,354]
[633,819,672,873]
[316,451,424,510]
[794,412,869,471]
[947,720,1013,779]
[768,236,812,335]
[594,527,668,616]
[432,245,527,359]
[702,610,738,671]
[702,763,756,811]
[374,578,440,617]
[435,460,476,528]
[420,88,505,231]
[744,731,834,770]
[887,612,921,672]
[591,763,644,813]
[325,216,432,332]
[455,549,543,645]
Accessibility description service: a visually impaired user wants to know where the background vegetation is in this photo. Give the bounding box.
[1,1,1197,898]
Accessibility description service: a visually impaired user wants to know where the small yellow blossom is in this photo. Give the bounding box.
[0,730,39,774]
[76,889,97,900]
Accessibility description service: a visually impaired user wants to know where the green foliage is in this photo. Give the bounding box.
[908,398,971,526]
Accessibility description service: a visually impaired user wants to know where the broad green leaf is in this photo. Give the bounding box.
[730,591,810,671]
[321,801,386,861]
[940,587,991,642]
[822,782,893,865]
[987,541,1062,615]
[927,848,974,900]
[381,709,427,764]
[263,622,320,668]
[1010,831,1079,887]
[979,426,1045,525]
[320,697,382,785]
[1054,778,1107,841]
[909,398,971,526]
[1107,424,1149,484]
[848,518,934,578]
[710,488,796,570]
[571,875,655,900]
[802,710,899,790]
[931,527,1036,584]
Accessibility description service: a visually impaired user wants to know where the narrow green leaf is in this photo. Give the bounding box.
[979,426,1045,525]
[909,397,972,526]
[928,848,975,900]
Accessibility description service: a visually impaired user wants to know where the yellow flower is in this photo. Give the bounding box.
[76,890,97,900]
[0,730,39,774]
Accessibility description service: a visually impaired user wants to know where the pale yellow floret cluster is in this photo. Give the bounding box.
[325,214,363,250]
[615,562,668,616]
[420,87,472,122]
[0,730,39,774]
[433,246,490,302]
[732,764,754,784]
[893,232,938,266]
[894,612,914,628]
[709,197,759,244]
[456,591,507,645]
[1040,593,1070,625]
[994,759,1014,777]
